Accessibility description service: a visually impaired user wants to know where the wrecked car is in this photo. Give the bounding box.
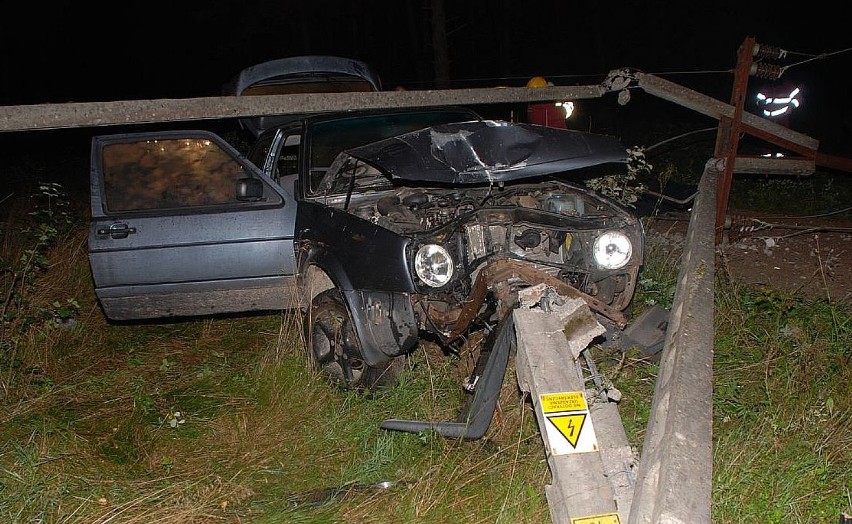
[87,107,644,439]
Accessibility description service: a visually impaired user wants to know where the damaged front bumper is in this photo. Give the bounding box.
[381,258,641,440]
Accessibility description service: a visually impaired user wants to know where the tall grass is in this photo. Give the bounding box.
[712,279,852,522]
[1,182,850,523]
[0,183,551,522]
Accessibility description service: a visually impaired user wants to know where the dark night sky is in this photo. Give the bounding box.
[2,1,850,153]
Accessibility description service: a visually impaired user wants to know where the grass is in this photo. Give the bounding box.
[712,283,852,523]
[0,185,550,522]
[1,175,851,523]
[728,170,852,218]
[0,300,551,522]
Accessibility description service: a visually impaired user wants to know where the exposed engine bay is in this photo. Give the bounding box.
[322,178,643,330]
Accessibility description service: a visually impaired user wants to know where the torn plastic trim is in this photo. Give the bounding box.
[601,303,670,357]
[342,289,419,367]
[380,313,515,440]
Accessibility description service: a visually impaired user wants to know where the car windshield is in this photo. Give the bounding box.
[307,110,478,194]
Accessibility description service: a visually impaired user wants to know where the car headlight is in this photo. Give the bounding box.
[593,231,632,270]
[414,244,454,288]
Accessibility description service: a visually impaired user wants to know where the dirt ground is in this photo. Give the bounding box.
[646,209,852,304]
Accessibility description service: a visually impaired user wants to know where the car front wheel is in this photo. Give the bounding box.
[307,289,402,391]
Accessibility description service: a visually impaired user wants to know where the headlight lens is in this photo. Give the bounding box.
[415,244,454,288]
[593,231,632,270]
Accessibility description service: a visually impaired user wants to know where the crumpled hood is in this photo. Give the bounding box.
[345,120,627,184]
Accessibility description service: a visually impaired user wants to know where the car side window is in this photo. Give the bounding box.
[273,133,301,195]
[275,133,301,179]
[100,137,280,213]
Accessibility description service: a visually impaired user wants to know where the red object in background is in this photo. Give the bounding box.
[527,102,567,128]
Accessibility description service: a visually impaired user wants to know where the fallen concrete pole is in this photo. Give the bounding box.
[0,85,607,132]
[627,160,717,524]
[514,286,636,523]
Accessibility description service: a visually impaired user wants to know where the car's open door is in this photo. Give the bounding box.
[88,130,299,321]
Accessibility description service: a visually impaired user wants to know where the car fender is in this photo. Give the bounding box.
[300,243,418,366]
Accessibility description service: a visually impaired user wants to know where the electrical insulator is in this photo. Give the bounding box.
[749,62,782,80]
[724,215,769,239]
[752,42,786,60]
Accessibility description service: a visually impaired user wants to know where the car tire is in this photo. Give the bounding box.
[307,289,403,391]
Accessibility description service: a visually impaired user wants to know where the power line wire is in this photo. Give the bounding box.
[645,69,733,76]
[779,46,852,76]
[396,44,851,88]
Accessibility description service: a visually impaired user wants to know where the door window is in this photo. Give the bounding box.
[100,137,278,212]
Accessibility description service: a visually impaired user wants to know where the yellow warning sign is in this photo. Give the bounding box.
[540,391,587,414]
[571,513,621,524]
[540,391,597,454]
[547,413,586,448]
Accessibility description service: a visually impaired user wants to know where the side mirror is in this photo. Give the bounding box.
[236,178,264,202]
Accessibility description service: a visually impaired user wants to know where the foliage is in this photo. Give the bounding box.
[584,146,649,207]
[729,169,852,218]
[631,216,683,312]
[1,182,79,386]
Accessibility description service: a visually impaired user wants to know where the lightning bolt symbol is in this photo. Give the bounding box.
[567,418,577,437]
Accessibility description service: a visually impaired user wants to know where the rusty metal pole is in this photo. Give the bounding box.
[714,36,755,243]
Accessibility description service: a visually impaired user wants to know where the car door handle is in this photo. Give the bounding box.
[98,223,137,239]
